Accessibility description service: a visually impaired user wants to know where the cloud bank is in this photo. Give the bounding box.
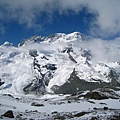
[0,0,120,38]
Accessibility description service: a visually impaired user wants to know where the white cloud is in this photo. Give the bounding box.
[0,0,120,38]
[0,0,57,30]
[86,0,120,37]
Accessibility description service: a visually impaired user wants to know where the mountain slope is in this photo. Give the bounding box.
[0,32,120,95]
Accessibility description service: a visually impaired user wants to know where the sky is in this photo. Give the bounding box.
[0,0,120,46]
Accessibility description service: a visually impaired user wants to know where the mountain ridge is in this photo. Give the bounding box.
[18,32,85,47]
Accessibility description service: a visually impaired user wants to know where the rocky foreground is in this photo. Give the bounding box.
[0,88,120,120]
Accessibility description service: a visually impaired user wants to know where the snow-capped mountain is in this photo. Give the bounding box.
[0,32,120,95]
[18,32,85,47]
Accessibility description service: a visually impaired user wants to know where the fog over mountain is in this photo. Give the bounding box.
[0,32,120,94]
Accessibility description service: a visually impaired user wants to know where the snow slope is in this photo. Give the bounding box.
[0,32,120,95]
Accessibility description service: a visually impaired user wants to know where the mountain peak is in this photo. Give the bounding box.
[70,31,82,35]
[66,32,85,41]
[18,35,43,47]
[18,32,85,46]
[2,41,14,47]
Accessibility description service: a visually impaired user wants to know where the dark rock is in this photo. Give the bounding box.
[68,100,71,103]
[32,110,38,112]
[100,102,107,105]
[68,53,77,63]
[29,49,38,57]
[15,98,19,100]
[3,110,14,118]
[44,99,49,101]
[81,49,92,60]
[108,69,120,86]
[3,94,14,98]
[103,107,108,110]
[84,91,108,100]
[52,71,102,94]
[88,100,95,104]
[0,115,3,119]
[0,78,4,86]
[52,69,120,94]
[53,112,74,119]
[45,64,57,70]
[57,102,65,105]
[41,55,49,60]
[0,81,4,86]
[61,46,73,53]
[90,116,98,120]
[93,107,98,110]
[74,111,86,117]
[52,111,58,114]
[18,40,26,46]
[31,102,44,107]
[23,82,33,94]
[16,114,23,119]
[112,115,120,120]
[54,115,65,120]
[84,88,120,100]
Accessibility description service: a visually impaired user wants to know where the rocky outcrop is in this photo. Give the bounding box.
[52,70,120,94]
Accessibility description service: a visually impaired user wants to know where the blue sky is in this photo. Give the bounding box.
[0,0,120,46]
[0,7,94,46]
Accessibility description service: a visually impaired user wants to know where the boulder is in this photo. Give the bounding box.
[3,110,14,118]
[84,91,108,100]
[31,102,44,107]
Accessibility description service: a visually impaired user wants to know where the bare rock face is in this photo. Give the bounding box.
[52,69,120,94]
[84,88,120,100]
[68,88,120,100]
[3,110,14,118]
